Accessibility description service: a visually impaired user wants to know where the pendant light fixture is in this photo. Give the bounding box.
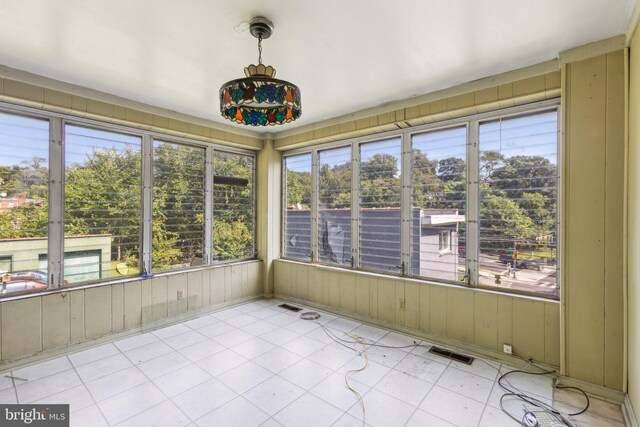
[219,16,301,126]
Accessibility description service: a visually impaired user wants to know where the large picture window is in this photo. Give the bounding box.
[64,125,142,284]
[410,126,466,282]
[152,140,206,272]
[281,103,559,298]
[0,112,49,295]
[478,111,558,296]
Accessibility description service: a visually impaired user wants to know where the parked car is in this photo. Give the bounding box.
[498,254,543,271]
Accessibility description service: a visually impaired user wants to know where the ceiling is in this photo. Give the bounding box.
[0,0,636,134]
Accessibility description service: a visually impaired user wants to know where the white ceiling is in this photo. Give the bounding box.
[0,0,636,133]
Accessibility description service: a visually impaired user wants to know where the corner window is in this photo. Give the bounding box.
[478,111,558,296]
[213,151,255,261]
[283,153,312,261]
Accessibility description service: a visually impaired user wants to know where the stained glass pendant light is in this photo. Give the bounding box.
[220,16,301,126]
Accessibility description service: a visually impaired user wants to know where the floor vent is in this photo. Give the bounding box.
[278,303,303,312]
[428,346,474,365]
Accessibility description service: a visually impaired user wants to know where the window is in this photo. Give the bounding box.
[0,112,49,295]
[0,104,257,298]
[318,146,352,265]
[359,138,402,272]
[411,126,466,281]
[152,140,206,271]
[478,111,558,296]
[213,151,255,261]
[439,230,451,252]
[281,103,559,298]
[64,125,142,284]
[283,153,312,260]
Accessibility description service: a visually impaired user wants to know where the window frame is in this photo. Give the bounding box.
[0,102,257,297]
[281,99,561,299]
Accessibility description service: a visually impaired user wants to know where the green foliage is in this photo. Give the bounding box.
[66,147,141,263]
[213,152,255,260]
[0,203,48,239]
[213,219,253,260]
[360,153,401,207]
[480,194,536,245]
[286,170,311,208]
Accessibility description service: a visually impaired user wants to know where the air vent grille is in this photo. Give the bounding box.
[278,303,303,312]
[428,346,474,365]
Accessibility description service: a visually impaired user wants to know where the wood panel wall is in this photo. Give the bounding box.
[274,260,560,366]
[0,261,262,363]
[564,50,625,390]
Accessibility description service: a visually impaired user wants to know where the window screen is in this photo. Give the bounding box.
[478,111,558,296]
[283,153,312,260]
[359,138,402,272]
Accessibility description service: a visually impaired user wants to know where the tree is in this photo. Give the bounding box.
[66,147,141,263]
[318,162,351,209]
[480,193,536,250]
[286,170,311,208]
[437,157,465,182]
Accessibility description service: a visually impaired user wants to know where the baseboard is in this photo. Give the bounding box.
[624,394,639,427]
[555,376,625,404]
[273,293,558,372]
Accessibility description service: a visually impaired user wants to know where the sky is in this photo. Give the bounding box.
[2,109,558,173]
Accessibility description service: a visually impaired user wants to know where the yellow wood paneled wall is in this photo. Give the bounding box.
[274,260,560,366]
[564,50,625,390]
[628,27,640,417]
[0,261,262,363]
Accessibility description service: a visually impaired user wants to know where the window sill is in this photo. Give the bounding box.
[0,258,262,303]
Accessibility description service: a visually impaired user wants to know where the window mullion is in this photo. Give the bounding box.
[351,142,360,269]
[204,147,213,264]
[48,117,64,288]
[467,121,480,286]
[141,134,153,275]
[400,133,412,275]
[310,150,319,262]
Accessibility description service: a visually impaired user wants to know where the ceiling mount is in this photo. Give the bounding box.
[249,16,273,40]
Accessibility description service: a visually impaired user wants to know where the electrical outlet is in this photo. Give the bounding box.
[398,299,405,311]
[177,290,184,300]
[503,343,513,355]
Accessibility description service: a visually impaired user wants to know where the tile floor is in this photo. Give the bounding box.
[0,298,623,426]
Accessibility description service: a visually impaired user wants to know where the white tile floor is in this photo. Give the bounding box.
[0,298,558,427]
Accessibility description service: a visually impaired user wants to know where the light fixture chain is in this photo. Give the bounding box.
[258,34,263,65]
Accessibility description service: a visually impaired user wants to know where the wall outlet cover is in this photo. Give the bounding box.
[503,343,513,354]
